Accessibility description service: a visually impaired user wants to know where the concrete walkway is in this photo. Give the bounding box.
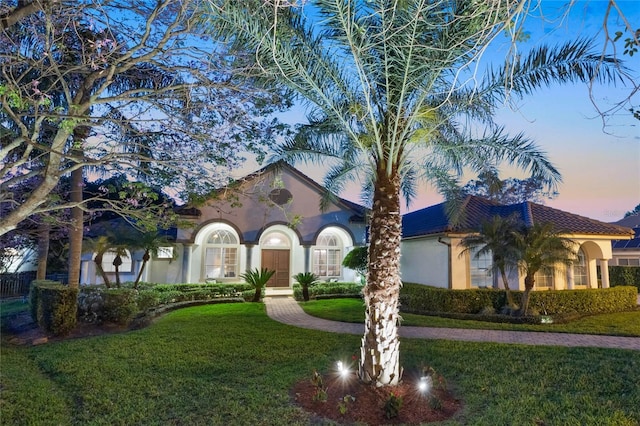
[264,297,640,351]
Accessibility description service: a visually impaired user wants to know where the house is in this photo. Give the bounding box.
[80,164,634,292]
[81,162,367,287]
[610,214,640,267]
[400,196,635,291]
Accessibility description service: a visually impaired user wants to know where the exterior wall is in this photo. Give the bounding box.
[400,238,449,288]
[400,234,619,292]
[174,167,366,286]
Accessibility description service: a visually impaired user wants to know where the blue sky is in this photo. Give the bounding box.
[238,0,639,222]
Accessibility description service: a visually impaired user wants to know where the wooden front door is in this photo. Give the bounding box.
[261,249,290,287]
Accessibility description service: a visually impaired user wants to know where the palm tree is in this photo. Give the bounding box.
[460,215,521,308]
[132,231,174,289]
[241,268,276,302]
[206,1,622,387]
[109,244,130,289]
[513,222,576,315]
[293,272,320,302]
[83,236,113,288]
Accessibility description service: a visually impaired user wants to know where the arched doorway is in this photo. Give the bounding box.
[261,231,291,287]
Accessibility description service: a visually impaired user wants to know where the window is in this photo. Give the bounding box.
[156,247,174,259]
[535,267,554,289]
[573,248,588,286]
[469,246,493,288]
[101,250,132,273]
[262,232,290,248]
[618,258,640,266]
[313,232,342,278]
[204,229,239,279]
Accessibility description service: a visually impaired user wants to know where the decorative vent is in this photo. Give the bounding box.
[269,188,293,205]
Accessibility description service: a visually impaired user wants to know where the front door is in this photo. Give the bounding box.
[261,249,290,287]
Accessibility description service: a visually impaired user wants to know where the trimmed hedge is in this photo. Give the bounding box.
[515,286,638,315]
[400,283,638,316]
[150,283,252,297]
[609,266,640,290]
[77,283,253,325]
[31,282,78,336]
[293,282,363,301]
[102,289,138,325]
[400,283,506,314]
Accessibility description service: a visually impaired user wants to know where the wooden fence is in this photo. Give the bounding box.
[0,271,36,298]
[0,271,68,298]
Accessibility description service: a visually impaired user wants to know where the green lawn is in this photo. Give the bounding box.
[300,298,640,337]
[1,303,639,425]
[0,299,29,318]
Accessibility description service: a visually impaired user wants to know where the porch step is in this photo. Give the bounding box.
[264,287,294,297]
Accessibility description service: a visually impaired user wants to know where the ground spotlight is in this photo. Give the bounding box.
[336,361,350,378]
[418,375,432,393]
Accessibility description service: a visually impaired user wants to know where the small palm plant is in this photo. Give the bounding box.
[241,268,275,302]
[293,272,319,301]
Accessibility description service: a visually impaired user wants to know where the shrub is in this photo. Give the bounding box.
[293,282,363,301]
[400,283,505,314]
[77,287,106,323]
[102,289,138,325]
[609,266,640,290]
[515,286,637,315]
[32,282,78,336]
[29,280,59,322]
[400,283,637,316]
[135,290,161,311]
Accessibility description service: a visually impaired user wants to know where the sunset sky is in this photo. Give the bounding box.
[239,1,640,223]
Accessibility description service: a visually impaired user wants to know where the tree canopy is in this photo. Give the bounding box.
[0,0,290,236]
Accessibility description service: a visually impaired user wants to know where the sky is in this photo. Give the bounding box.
[237,0,640,223]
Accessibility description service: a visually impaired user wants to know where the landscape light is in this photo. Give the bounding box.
[418,376,432,393]
[336,361,349,378]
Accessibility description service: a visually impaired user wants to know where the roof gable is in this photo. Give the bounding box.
[177,161,366,219]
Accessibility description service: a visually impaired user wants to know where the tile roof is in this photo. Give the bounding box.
[402,195,635,239]
[611,214,640,249]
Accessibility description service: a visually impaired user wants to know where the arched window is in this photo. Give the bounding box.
[469,246,493,288]
[101,250,132,273]
[573,248,588,287]
[313,231,342,278]
[262,232,290,248]
[204,228,239,279]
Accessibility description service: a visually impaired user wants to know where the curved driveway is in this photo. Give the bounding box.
[264,297,640,351]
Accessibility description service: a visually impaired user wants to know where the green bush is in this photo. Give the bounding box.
[135,290,161,312]
[29,280,60,322]
[32,283,78,336]
[400,283,638,316]
[609,266,640,290]
[102,289,138,325]
[516,286,638,315]
[292,282,363,301]
[400,283,505,314]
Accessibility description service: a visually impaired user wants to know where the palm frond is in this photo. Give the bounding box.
[484,38,626,99]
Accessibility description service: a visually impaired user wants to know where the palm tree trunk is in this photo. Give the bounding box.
[359,166,402,387]
[500,268,515,307]
[520,274,535,315]
[113,255,122,288]
[134,250,150,289]
[94,252,111,288]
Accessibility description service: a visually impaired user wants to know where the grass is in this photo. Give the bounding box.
[2,303,640,425]
[300,298,640,337]
[0,298,29,318]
